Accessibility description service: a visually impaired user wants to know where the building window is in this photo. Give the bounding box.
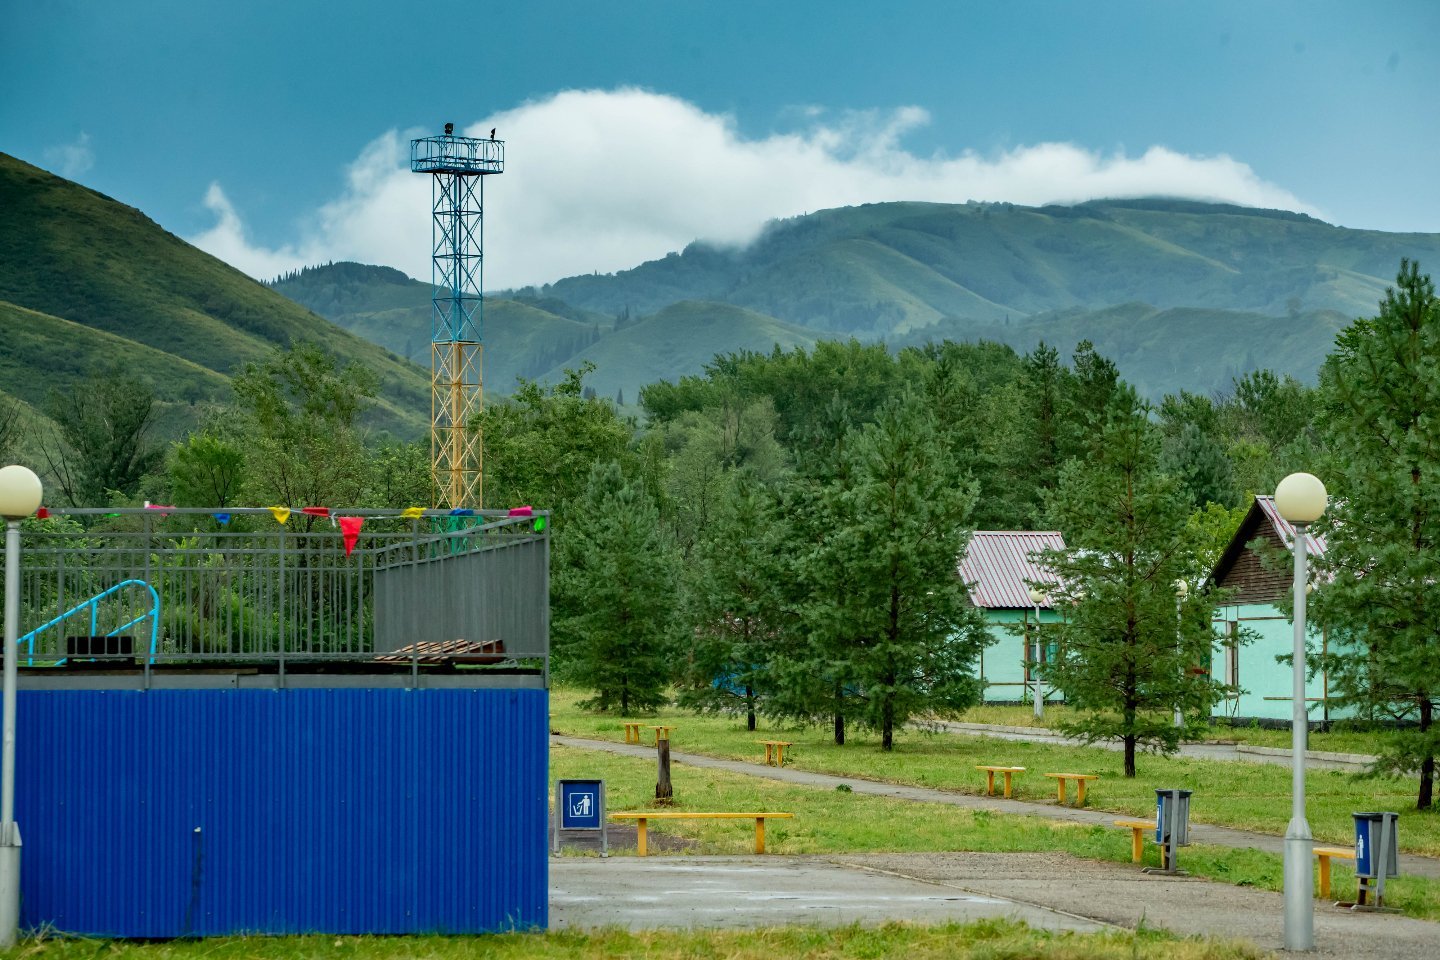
[1224,621,1240,688]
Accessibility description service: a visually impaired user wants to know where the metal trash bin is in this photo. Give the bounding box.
[1155,789,1193,846]
[1353,811,1399,907]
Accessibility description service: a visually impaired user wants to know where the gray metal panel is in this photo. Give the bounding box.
[374,535,548,658]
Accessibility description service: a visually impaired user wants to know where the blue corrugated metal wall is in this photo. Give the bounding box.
[16,687,549,937]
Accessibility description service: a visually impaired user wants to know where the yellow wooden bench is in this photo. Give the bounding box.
[1045,772,1099,806]
[610,811,794,856]
[1114,818,1156,863]
[975,765,1026,798]
[758,740,794,766]
[650,724,676,744]
[1314,845,1356,899]
[620,721,643,744]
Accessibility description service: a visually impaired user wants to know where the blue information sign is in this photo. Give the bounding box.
[559,779,604,830]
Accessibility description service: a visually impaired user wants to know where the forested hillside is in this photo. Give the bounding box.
[0,152,429,438]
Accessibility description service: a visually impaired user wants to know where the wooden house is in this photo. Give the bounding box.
[1207,495,1334,722]
[958,531,1066,705]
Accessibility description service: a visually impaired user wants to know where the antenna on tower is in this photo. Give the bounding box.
[410,124,504,509]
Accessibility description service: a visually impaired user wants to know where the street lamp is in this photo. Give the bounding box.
[1275,471,1327,952]
[1027,586,1047,720]
[0,466,41,947]
[1173,579,1189,728]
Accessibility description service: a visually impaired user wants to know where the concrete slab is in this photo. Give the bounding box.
[550,855,1105,932]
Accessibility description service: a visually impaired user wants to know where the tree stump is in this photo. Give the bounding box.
[655,738,674,805]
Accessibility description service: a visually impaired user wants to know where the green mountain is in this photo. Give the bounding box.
[531,199,1440,330]
[532,300,818,402]
[268,262,605,395]
[0,153,429,438]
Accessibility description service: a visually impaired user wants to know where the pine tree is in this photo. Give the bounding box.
[676,471,785,729]
[1040,388,1218,776]
[552,461,680,714]
[1311,259,1440,809]
[804,393,989,750]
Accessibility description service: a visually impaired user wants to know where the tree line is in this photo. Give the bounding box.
[6,261,1438,806]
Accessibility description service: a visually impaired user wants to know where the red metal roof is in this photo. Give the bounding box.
[958,531,1066,609]
[1254,495,1327,558]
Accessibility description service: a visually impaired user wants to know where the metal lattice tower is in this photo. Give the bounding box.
[410,125,504,509]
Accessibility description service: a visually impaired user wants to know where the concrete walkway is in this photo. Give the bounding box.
[551,735,1440,880]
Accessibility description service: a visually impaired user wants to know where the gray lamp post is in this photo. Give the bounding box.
[1173,579,1189,728]
[0,466,41,947]
[1274,471,1327,952]
[1027,586,1047,720]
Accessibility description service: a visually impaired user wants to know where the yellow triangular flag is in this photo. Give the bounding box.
[401,506,426,520]
[269,506,291,525]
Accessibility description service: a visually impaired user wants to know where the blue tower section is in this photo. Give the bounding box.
[410,126,504,508]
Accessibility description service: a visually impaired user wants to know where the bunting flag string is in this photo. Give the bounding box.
[268,506,291,525]
[401,506,426,520]
[302,506,330,519]
[449,508,475,517]
[213,513,231,525]
[35,507,49,519]
[507,506,533,517]
[339,516,364,556]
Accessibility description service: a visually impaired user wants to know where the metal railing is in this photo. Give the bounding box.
[0,507,549,671]
[22,578,159,666]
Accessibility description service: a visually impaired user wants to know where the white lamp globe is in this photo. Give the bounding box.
[1274,472,1328,525]
[1027,586,1047,606]
[0,465,42,520]
[1174,579,1189,599]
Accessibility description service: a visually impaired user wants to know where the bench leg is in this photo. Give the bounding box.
[1075,780,1087,807]
[755,817,766,854]
[636,818,648,857]
[1130,827,1144,864]
[1055,780,1066,804]
[985,771,996,795]
[1002,772,1014,799]
[1317,854,1331,899]
[777,745,786,766]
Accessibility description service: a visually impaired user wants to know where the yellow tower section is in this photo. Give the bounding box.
[433,340,484,508]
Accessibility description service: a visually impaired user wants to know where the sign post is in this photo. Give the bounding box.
[554,779,607,856]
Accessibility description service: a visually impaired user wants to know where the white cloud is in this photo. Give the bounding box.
[44,132,94,179]
[188,87,1317,288]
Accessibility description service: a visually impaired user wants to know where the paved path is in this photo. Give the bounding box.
[552,734,1440,880]
[551,855,1104,933]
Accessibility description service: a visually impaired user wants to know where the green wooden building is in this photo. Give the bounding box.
[959,531,1066,705]
[1207,495,1334,723]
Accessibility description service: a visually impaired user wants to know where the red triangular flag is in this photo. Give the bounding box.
[339,516,363,556]
[302,506,330,518]
[36,507,49,519]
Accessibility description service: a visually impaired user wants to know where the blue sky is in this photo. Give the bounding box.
[4,1,1437,287]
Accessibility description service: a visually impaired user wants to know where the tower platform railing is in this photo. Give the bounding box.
[0,507,548,676]
[410,134,504,175]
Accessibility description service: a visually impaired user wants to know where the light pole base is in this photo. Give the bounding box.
[1283,820,1314,952]
[0,821,21,948]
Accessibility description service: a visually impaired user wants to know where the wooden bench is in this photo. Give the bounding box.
[1314,845,1356,900]
[758,740,794,766]
[610,811,794,856]
[621,721,643,744]
[1045,772,1099,806]
[1114,818,1156,863]
[975,765,1026,799]
[650,725,676,744]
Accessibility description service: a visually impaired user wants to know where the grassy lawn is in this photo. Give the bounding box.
[549,688,1440,856]
[954,704,1387,755]
[2,921,1268,960]
[551,742,1440,922]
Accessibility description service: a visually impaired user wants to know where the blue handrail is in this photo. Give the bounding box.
[18,579,161,666]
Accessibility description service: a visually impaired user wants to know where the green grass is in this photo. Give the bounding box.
[551,740,1440,922]
[550,689,1440,858]
[0,920,1268,960]
[955,704,1385,755]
